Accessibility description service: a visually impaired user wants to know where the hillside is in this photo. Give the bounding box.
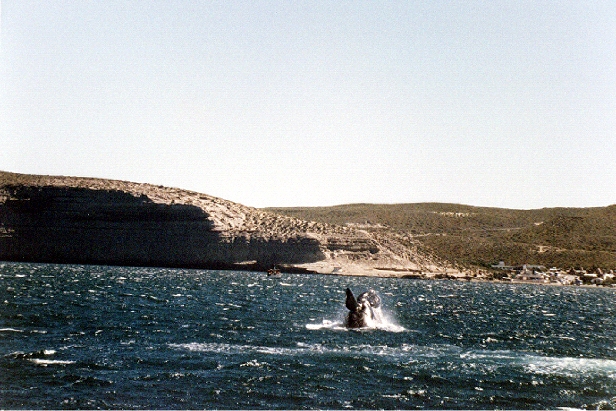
[0,172,448,276]
[266,203,616,270]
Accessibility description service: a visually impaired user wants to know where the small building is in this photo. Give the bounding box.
[491,261,515,270]
[515,265,549,283]
[555,274,578,285]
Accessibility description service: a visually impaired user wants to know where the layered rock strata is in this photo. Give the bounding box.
[0,172,448,276]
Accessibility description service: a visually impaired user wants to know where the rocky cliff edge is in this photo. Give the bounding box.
[0,171,452,276]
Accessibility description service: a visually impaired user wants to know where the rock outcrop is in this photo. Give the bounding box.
[0,172,448,276]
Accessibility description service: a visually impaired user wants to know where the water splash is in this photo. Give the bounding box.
[306,308,406,332]
[362,305,406,332]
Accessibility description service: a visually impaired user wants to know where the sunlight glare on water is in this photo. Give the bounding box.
[1,262,615,409]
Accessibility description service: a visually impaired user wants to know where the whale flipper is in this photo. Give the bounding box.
[345,288,358,311]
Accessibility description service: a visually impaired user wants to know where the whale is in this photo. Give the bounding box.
[345,288,382,328]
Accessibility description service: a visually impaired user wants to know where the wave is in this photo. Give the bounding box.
[305,320,347,331]
[460,350,616,378]
[168,341,455,359]
[169,341,616,380]
[8,349,57,358]
[29,358,75,366]
[6,349,76,366]
[0,328,47,334]
[170,342,306,357]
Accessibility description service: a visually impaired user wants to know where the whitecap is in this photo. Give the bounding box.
[169,342,297,356]
[29,358,75,366]
[305,320,346,331]
[524,355,616,378]
[461,349,616,379]
[0,328,23,332]
[170,341,450,362]
[240,359,266,367]
[382,393,405,399]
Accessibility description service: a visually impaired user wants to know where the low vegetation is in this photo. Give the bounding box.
[265,203,616,270]
[3,171,614,273]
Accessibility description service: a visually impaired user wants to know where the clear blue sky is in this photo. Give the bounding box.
[2,1,615,209]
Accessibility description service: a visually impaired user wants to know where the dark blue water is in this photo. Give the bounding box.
[1,262,615,409]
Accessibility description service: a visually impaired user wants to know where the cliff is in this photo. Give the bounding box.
[0,172,449,276]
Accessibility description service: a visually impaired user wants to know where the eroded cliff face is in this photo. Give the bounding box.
[0,172,448,275]
[0,184,324,269]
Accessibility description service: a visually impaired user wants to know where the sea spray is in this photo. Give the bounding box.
[306,297,406,332]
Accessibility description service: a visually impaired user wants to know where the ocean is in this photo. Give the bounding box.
[1,262,615,409]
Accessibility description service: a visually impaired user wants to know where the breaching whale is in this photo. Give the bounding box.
[345,288,382,328]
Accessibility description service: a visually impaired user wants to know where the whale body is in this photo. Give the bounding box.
[345,288,382,328]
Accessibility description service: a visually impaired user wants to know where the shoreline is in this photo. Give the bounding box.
[4,259,613,290]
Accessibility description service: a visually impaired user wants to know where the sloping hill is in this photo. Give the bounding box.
[0,172,448,276]
[266,203,616,270]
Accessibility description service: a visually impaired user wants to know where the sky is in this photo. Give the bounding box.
[1,1,615,209]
